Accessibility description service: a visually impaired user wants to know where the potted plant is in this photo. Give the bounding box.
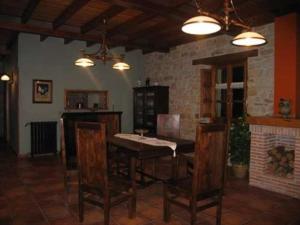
[229,116,251,178]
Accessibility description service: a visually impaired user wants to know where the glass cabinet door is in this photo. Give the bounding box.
[134,91,144,127]
[144,91,156,128]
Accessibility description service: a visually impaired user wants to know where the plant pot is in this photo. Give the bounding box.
[232,164,248,179]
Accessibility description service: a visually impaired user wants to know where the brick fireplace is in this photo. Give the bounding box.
[248,118,300,199]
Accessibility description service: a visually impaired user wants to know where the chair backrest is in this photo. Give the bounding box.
[75,122,108,191]
[192,123,227,195]
[157,114,180,138]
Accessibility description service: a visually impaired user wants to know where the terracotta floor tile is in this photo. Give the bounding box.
[42,205,71,220]
[221,210,253,225]
[113,214,151,225]
[0,145,299,225]
[80,208,105,224]
[245,212,290,225]
[49,216,80,225]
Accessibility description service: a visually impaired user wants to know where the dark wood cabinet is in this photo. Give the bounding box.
[133,86,169,134]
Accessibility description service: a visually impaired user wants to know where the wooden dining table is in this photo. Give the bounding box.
[107,134,195,186]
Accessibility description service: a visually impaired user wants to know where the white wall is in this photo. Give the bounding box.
[18,33,144,155]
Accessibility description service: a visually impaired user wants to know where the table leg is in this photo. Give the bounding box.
[130,157,137,217]
[171,156,179,179]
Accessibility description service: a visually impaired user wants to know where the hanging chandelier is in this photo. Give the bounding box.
[182,0,267,47]
[75,19,131,70]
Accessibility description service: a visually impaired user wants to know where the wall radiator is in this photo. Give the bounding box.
[28,121,57,157]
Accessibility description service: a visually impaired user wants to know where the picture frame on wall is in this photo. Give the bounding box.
[32,79,53,103]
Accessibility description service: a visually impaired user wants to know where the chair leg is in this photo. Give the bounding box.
[190,199,197,225]
[78,186,84,222]
[103,195,110,225]
[128,189,136,219]
[216,195,223,225]
[163,184,171,222]
[140,160,145,184]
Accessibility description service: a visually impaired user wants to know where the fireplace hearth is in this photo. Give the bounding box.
[248,117,300,199]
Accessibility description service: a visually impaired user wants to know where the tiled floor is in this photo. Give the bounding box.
[0,144,300,225]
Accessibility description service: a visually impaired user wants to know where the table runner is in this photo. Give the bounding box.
[114,133,177,157]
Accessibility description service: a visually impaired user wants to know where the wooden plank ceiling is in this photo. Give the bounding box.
[0,0,299,56]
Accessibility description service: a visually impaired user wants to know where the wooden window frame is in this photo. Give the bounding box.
[211,60,248,122]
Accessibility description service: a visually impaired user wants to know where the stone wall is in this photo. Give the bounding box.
[144,23,274,140]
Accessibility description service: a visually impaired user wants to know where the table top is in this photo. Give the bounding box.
[107,135,194,159]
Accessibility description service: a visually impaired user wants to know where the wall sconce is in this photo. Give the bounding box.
[1,73,13,83]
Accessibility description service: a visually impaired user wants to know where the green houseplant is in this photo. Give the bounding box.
[229,116,251,178]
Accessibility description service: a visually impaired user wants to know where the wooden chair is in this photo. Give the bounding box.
[138,114,181,183]
[157,114,181,178]
[157,114,180,138]
[163,123,227,225]
[75,122,136,225]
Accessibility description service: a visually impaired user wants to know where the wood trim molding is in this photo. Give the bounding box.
[247,116,300,128]
[192,49,258,66]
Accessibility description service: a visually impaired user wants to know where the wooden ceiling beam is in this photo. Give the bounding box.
[0,21,101,43]
[108,13,156,37]
[124,21,170,43]
[21,0,42,23]
[53,0,91,30]
[150,0,190,7]
[81,5,125,34]
[101,0,190,22]
[120,24,183,51]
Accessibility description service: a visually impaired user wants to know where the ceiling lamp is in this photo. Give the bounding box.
[182,15,221,35]
[112,60,130,71]
[182,0,267,47]
[231,31,267,46]
[74,57,95,67]
[74,19,130,70]
[1,74,10,81]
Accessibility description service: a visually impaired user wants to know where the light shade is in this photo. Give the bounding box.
[112,62,130,70]
[182,15,221,35]
[1,74,10,81]
[74,57,95,67]
[231,31,267,46]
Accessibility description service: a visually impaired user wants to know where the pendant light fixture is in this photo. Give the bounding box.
[112,57,131,70]
[231,31,267,46]
[74,19,131,70]
[182,15,221,35]
[182,0,267,47]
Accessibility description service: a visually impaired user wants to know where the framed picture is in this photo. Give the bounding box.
[33,79,53,103]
